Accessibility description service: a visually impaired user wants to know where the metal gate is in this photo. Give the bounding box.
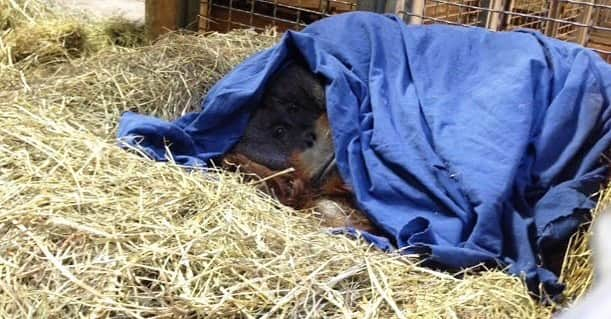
[198,0,611,62]
[400,0,611,61]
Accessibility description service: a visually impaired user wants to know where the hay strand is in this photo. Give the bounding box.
[0,0,605,318]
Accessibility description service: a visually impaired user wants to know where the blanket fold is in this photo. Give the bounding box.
[117,12,611,298]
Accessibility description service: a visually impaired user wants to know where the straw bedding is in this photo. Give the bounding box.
[0,0,606,317]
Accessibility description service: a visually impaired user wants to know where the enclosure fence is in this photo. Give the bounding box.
[198,0,611,62]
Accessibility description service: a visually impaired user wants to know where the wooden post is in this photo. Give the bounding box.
[486,0,505,31]
[183,0,201,31]
[146,0,199,38]
[199,0,210,32]
[408,0,425,24]
[395,0,406,20]
[146,0,180,38]
[545,0,561,37]
[575,0,595,45]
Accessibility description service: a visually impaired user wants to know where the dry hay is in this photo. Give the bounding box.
[0,0,53,31]
[0,1,606,318]
[560,190,610,301]
[0,0,147,71]
[2,18,88,65]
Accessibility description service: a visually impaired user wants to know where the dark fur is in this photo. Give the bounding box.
[223,60,379,234]
[232,61,326,170]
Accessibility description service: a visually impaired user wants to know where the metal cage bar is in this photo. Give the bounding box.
[198,0,610,62]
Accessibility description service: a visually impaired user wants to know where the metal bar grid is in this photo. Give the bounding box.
[504,0,549,32]
[200,0,356,33]
[408,0,611,31]
[405,0,611,31]
[198,0,610,62]
[422,0,485,25]
[406,0,610,60]
[401,0,610,61]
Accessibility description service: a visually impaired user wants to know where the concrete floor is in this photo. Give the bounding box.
[55,0,145,22]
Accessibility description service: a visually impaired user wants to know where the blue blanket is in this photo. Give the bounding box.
[117,12,611,297]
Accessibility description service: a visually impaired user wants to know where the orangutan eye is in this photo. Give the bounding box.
[272,126,286,139]
[288,104,298,113]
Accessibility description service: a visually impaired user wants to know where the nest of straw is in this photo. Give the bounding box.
[0,0,53,30]
[3,19,88,64]
[0,0,148,70]
[0,0,606,318]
